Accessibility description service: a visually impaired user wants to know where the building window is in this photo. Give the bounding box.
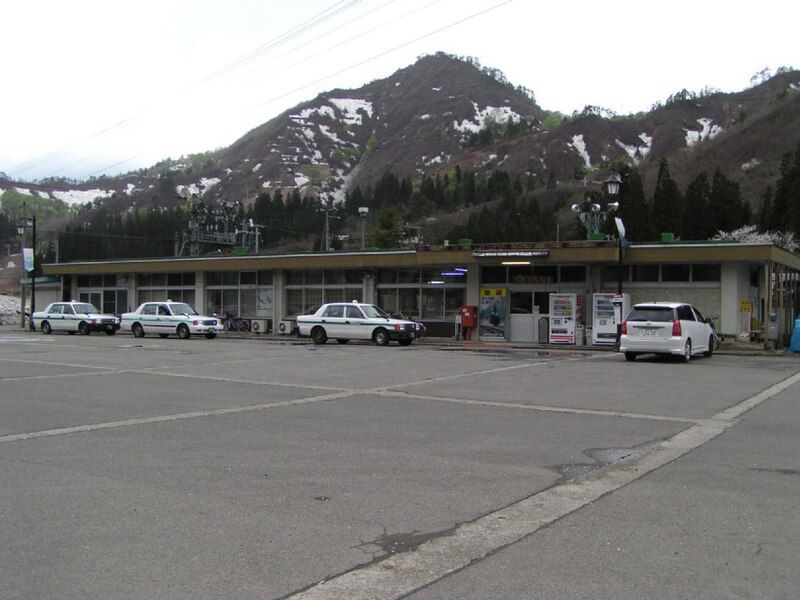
[632,265,660,282]
[692,264,721,282]
[662,264,691,282]
[481,266,506,284]
[559,265,586,283]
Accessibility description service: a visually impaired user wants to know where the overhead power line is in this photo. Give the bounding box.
[252,0,514,109]
[6,0,364,179]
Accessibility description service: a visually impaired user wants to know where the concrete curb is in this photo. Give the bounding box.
[2,326,794,357]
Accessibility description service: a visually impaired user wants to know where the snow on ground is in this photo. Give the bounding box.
[790,83,800,91]
[568,134,592,169]
[685,118,723,147]
[615,132,652,166]
[291,105,336,122]
[432,87,441,92]
[252,163,262,173]
[319,124,349,145]
[294,175,310,188]
[301,127,316,142]
[262,181,272,189]
[453,102,522,134]
[176,177,221,198]
[329,98,373,125]
[52,189,114,206]
[0,294,21,325]
[15,187,31,195]
[124,183,137,195]
[36,190,51,199]
[741,158,762,171]
[420,114,431,120]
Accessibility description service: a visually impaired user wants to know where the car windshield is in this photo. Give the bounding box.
[627,306,675,322]
[73,303,100,314]
[170,303,198,315]
[361,305,390,319]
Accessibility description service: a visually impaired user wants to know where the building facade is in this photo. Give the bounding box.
[43,241,800,344]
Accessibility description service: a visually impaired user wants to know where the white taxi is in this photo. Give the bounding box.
[620,302,716,362]
[33,301,120,335]
[297,302,424,346]
[121,301,223,339]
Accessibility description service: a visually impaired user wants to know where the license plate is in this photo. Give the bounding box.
[641,328,657,336]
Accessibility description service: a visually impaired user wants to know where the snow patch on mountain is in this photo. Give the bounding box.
[124,183,137,196]
[453,103,522,134]
[291,105,336,122]
[329,98,373,126]
[52,189,114,205]
[741,157,762,171]
[685,118,723,147]
[15,187,31,196]
[294,175,310,188]
[252,163,262,173]
[176,177,221,198]
[615,133,652,166]
[319,124,350,146]
[568,134,592,168]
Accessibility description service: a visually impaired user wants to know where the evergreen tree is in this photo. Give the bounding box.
[681,173,714,240]
[770,144,800,234]
[757,186,773,232]
[371,207,401,248]
[652,158,682,235]
[616,167,653,241]
[709,168,749,232]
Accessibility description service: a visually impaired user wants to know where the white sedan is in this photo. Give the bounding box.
[33,301,120,335]
[297,302,424,346]
[121,301,223,339]
[620,302,716,362]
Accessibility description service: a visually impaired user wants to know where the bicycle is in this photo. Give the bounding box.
[220,313,251,332]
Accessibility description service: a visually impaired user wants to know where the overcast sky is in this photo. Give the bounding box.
[2,0,798,181]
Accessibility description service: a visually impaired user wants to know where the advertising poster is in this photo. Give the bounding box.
[479,288,507,339]
[256,287,274,317]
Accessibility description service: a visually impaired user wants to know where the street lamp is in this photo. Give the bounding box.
[358,206,369,250]
[17,214,37,331]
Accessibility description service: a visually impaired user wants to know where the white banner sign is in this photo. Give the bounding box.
[23,248,34,272]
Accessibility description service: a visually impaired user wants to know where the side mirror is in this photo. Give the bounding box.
[705,317,715,328]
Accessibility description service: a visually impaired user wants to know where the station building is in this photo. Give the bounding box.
[41,240,800,344]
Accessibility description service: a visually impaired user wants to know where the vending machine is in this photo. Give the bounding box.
[592,293,630,345]
[549,293,583,345]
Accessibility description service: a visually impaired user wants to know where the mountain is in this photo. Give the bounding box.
[1,53,799,233]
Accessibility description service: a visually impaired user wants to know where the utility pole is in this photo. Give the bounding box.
[30,214,36,331]
[358,207,369,250]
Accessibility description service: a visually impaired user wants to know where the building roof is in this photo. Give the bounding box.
[41,241,800,276]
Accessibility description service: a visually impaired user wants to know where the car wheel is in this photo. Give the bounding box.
[78,321,90,335]
[398,339,413,347]
[41,321,52,335]
[177,324,190,340]
[682,340,692,363]
[703,335,714,358]
[311,327,327,345]
[336,339,349,344]
[205,333,217,339]
[105,329,116,336]
[373,328,390,346]
[132,323,145,338]
[624,352,636,361]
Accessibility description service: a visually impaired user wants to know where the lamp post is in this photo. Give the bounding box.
[17,214,36,331]
[358,206,369,250]
[570,171,621,240]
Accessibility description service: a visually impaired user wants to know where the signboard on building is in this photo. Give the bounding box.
[479,288,507,339]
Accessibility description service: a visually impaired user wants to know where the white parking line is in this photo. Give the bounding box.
[0,390,355,443]
[288,369,800,600]
[378,390,703,424]
[0,357,115,371]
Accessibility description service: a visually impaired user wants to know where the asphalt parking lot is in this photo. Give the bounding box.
[1,332,799,599]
